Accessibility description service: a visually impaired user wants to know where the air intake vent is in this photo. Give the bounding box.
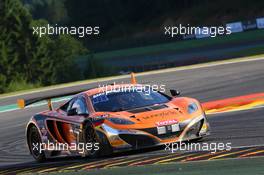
[149,104,168,110]
[127,108,151,113]
[174,107,182,113]
[127,104,168,113]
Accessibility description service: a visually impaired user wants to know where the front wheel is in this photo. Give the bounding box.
[28,126,46,162]
[83,123,112,158]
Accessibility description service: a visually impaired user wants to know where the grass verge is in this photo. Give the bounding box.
[40,156,264,175]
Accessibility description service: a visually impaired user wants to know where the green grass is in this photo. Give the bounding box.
[93,30,264,60]
[5,79,41,93]
[228,44,264,57]
[39,156,264,175]
[0,74,129,98]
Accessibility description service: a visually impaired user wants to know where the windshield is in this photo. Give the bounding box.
[91,90,171,112]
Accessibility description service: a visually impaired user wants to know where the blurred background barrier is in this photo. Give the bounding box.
[78,24,264,75]
[78,16,264,75]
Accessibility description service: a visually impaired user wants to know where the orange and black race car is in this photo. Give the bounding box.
[18,73,210,162]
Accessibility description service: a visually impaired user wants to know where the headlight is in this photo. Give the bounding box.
[188,102,198,114]
[108,118,135,125]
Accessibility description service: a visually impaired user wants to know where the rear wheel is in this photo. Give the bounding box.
[28,126,46,162]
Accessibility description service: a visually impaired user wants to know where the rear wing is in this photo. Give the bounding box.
[17,72,137,110]
[17,89,85,110]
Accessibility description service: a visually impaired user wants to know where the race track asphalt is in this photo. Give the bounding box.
[0,58,264,170]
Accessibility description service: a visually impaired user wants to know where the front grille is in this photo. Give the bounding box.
[119,134,157,148]
[140,127,182,140]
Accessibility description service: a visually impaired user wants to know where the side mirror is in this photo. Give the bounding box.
[67,108,78,116]
[170,89,180,97]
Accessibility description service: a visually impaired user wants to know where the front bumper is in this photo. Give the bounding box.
[102,114,210,152]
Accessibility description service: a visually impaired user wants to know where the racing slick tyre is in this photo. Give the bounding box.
[28,125,46,162]
[83,122,113,158]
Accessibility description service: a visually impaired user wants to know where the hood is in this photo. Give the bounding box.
[105,103,188,126]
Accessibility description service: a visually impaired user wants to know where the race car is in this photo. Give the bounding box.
[18,73,210,162]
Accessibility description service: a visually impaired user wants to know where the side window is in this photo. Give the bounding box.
[69,97,89,115]
[60,101,71,112]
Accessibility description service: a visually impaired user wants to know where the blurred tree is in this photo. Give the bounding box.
[23,0,68,24]
[29,19,88,84]
[49,34,88,83]
[0,0,88,93]
[0,0,45,92]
